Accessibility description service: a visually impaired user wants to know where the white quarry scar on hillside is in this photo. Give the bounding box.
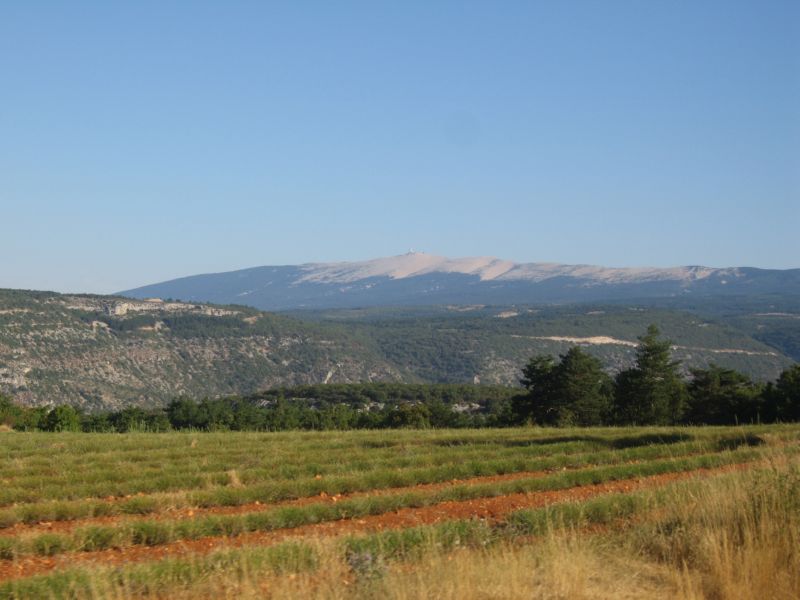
[510,335,778,356]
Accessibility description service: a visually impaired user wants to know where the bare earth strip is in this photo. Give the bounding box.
[0,467,563,537]
[0,450,714,537]
[510,335,779,356]
[0,460,753,582]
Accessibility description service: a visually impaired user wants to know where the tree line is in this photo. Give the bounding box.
[514,325,799,427]
[0,325,798,432]
[0,384,516,432]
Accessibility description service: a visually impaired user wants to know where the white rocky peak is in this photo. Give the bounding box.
[296,252,516,283]
[293,252,735,285]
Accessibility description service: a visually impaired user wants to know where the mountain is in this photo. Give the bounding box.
[0,288,795,410]
[119,252,800,311]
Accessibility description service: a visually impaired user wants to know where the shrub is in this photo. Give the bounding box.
[130,522,171,546]
[78,526,119,551]
[31,534,69,556]
[0,537,16,560]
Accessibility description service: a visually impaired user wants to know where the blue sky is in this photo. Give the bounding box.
[2,1,798,293]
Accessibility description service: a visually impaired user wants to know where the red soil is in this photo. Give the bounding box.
[0,460,752,583]
[0,463,610,537]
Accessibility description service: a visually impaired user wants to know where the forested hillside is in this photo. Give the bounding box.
[0,289,795,410]
[0,290,400,410]
[296,303,795,383]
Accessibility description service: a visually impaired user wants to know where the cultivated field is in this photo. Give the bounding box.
[0,426,798,599]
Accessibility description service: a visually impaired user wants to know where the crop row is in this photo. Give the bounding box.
[0,437,646,499]
[0,428,716,481]
[0,428,775,506]
[0,446,771,561]
[3,425,787,467]
[0,436,745,528]
[0,456,769,600]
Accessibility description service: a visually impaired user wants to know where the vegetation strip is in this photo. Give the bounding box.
[0,456,762,586]
[0,436,659,504]
[0,435,736,527]
[342,474,691,562]
[3,431,717,494]
[0,490,663,600]
[0,441,720,537]
[0,447,769,570]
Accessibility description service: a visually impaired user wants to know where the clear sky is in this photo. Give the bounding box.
[2,1,798,293]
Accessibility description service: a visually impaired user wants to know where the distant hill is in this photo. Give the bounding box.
[119,252,800,311]
[0,289,795,410]
[0,290,401,410]
[293,303,796,385]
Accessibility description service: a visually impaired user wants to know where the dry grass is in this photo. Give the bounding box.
[226,469,244,488]
[144,535,680,600]
[1,433,797,600]
[638,454,800,600]
[353,539,679,600]
[158,453,800,600]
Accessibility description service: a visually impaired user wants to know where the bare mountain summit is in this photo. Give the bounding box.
[120,252,800,311]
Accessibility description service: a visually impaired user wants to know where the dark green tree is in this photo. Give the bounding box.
[686,365,763,424]
[548,347,613,426]
[81,412,112,432]
[230,400,268,431]
[200,399,235,431]
[143,411,172,432]
[613,325,687,425]
[513,355,556,423]
[514,348,612,426]
[166,397,205,429]
[16,407,47,431]
[386,403,431,429]
[43,405,80,432]
[264,399,304,431]
[317,403,357,430]
[774,364,800,422]
[110,407,148,432]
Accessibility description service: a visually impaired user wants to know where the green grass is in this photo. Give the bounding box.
[3,452,795,600]
[0,540,318,600]
[0,435,746,529]
[0,425,798,599]
[0,427,788,527]
[1,443,780,560]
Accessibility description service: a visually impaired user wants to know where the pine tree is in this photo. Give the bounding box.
[548,347,613,426]
[686,365,762,424]
[516,348,612,426]
[613,325,687,425]
[775,364,800,422]
[514,355,556,424]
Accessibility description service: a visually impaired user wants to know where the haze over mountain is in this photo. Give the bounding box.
[121,253,800,311]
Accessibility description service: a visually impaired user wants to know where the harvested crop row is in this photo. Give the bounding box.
[0,446,698,538]
[1,433,698,502]
[0,436,744,528]
[0,440,609,503]
[6,450,797,600]
[3,427,783,481]
[0,456,759,584]
[0,446,770,564]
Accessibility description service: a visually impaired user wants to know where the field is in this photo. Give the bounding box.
[0,426,798,599]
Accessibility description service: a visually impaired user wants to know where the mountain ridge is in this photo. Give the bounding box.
[120,253,800,311]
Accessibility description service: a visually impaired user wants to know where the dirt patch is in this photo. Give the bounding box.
[0,461,753,582]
